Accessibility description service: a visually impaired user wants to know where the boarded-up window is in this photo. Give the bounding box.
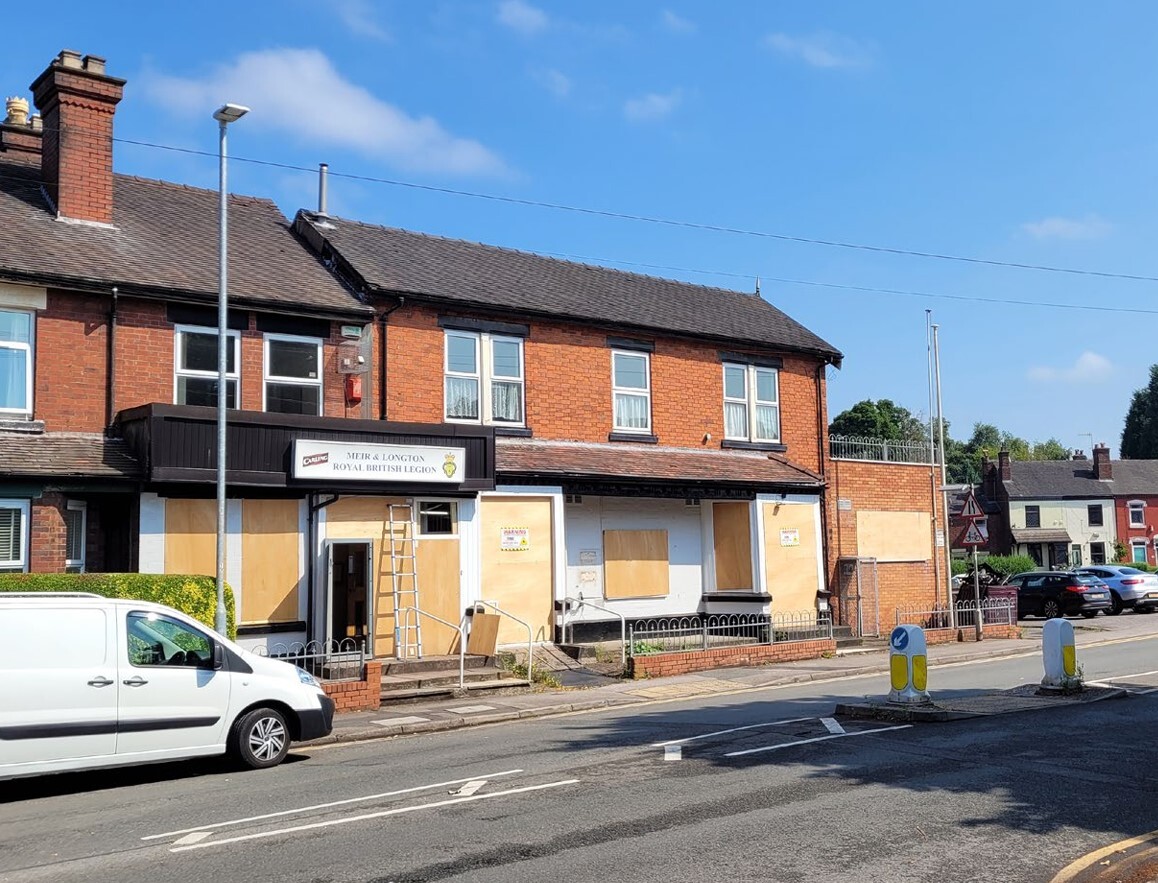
[855,511,932,562]
[713,502,753,590]
[242,499,301,625]
[164,498,216,577]
[603,529,669,598]
[762,502,820,611]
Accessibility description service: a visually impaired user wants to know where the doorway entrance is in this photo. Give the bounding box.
[328,541,372,649]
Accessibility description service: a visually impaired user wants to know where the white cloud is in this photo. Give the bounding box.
[1021,214,1112,240]
[534,68,572,98]
[1028,351,1114,384]
[662,10,696,34]
[142,48,505,176]
[328,0,390,41]
[497,0,549,36]
[763,32,871,69]
[624,89,683,122]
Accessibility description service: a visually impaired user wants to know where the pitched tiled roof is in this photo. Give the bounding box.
[296,215,841,361]
[496,437,823,487]
[0,162,368,317]
[0,431,141,478]
[1003,460,1113,499]
[1102,461,1158,496]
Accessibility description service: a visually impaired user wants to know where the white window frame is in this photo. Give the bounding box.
[0,308,34,417]
[1132,540,1149,564]
[1129,500,1147,528]
[173,324,240,408]
[415,499,459,538]
[65,500,86,572]
[0,498,30,572]
[263,332,324,416]
[722,362,781,443]
[611,350,652,434]
[443,330,525,427]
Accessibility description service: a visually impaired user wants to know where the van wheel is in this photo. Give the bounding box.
[230,707,289,769]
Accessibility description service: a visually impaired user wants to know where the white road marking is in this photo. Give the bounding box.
[1087,679,1158,695]
[664,745,682,761]
[371,715,430,726]
[169,779,580,853]
[448,705,496,714]
[652,717,815,747]
[820,717,845,734]
[725,724,912,757]
[449,780,487,796]
[171,832,212,847]
[142,769,524,841]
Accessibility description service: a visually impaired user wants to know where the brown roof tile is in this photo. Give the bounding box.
[0,162,368,317]
[496,437,822,487]
[296,215,841,361]
[0,431,141,478]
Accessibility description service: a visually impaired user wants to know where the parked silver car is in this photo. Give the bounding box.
[1075,566,1158,615]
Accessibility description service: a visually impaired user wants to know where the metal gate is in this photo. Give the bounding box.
[836,556,880,637]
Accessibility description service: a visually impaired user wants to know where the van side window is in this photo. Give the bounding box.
[127,612,213,669]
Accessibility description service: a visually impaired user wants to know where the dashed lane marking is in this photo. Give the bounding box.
[820,717,845,734]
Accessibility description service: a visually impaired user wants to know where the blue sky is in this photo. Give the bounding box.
[7,2,1158,455]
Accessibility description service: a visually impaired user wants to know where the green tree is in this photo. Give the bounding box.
[829,399,927,442]
[1121,365,1158,459]
[1030,438,1069,460]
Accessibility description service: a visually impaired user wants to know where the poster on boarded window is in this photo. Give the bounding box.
[780,528,800,547]
[500,527,530,551]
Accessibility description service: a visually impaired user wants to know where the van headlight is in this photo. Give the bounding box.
[296,667,321,688]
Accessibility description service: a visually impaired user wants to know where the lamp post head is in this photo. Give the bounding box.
[213,103,249,124]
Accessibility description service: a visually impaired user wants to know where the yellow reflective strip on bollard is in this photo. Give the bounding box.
[890,654,908,691]
[1062,644,1076,678]
[913,655,927,691]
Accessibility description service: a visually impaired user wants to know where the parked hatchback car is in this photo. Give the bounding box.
[1075,566,1158,615]
[1003,571,1113,619]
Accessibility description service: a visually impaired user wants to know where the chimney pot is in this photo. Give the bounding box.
[82,55,107,75]
[57,49,83,70]
[4,97,28,126]
[29,114,41,132]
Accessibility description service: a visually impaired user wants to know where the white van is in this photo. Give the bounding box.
[0,593,335,780]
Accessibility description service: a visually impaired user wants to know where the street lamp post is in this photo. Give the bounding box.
[213,103,249,635]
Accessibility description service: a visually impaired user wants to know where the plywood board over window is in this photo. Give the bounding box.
[603,529,669,598]
[855,511,932,562]
[480,496,555,644]
[241,499,301,625]
[164,498,216,577]
[713,502,753,590]
[763,502,820,612]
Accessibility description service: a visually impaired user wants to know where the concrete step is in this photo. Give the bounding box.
[380,666,518,692]
[380,676,532,704]
[380,654,492,676]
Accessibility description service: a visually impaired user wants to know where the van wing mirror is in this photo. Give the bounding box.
[212,643,225,671]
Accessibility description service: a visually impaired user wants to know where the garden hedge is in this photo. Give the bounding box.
[0,573,237,639]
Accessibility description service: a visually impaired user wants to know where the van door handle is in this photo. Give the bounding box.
[122,676,149,687]
[87,676,115,687]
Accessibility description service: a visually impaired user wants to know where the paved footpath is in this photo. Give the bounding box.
[313,614,1156,746]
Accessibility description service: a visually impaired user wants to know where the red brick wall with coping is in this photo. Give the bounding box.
[628,638,835,679]
[322,660,382,713]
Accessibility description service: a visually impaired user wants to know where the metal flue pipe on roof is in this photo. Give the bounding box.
[318,163,329,216]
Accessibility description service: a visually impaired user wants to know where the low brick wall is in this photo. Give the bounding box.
[628,638,836,679]
[322,660,382,713]
[925,623,1020,645]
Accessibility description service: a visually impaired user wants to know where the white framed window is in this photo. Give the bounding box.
[1129,500,1146,528]
[723,363,780,443]
[444,331,524,425]
[1133,541,1148,564]
[174,325,239,409]
[0,499,30,572]
[65,500,86,572]
[416,500,458,537]
[0,309,33,417]
[264,333,323,416]
[612,350,651,433]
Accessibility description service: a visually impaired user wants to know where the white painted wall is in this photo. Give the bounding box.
[1009,499,1115,564]
[563,496,706,621]
[138,493,165,573]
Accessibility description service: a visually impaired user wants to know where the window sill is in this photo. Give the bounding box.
[237,621,308,636]
[701,592,773,603]
[608,432,658,444]
[721,440,787,453]
[494,426,533,438]
[0,418,44,434]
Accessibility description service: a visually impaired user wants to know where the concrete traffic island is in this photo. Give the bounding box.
[835,683,1127,723]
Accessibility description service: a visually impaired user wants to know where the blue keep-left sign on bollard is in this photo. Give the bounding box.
[890,626,909,652]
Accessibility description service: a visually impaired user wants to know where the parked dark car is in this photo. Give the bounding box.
[1075,566,1158,615]
[1003,571,1113,619]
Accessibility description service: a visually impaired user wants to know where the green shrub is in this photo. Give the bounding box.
[0,573,236,639]
[950,559,970,576]
[983,555,1037,577]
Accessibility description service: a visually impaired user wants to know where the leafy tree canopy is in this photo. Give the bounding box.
[1121,365,1158,459]
[829,399,928,443]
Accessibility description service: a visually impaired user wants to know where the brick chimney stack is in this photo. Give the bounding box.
[0,96,44,165]
[1072,450,1087,461]
[1093,443,1112,480]
[30,50,125,224]
[998,449,1011,481]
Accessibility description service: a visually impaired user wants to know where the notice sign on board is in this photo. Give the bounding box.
[293,439,466,483]
[500,527,530,551]
[780,528,800,547]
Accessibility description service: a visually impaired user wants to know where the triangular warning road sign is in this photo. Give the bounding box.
[962,519,989,546]
[959,490,985,519]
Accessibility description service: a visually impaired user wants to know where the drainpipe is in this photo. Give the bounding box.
[377,296,405,421]
[105,286,118,431]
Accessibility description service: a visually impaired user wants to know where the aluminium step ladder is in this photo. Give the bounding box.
[387,502,423,659]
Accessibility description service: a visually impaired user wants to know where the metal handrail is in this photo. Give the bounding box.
[473,600,534,681]
[396,605,466,689]
[562,596,626,669]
